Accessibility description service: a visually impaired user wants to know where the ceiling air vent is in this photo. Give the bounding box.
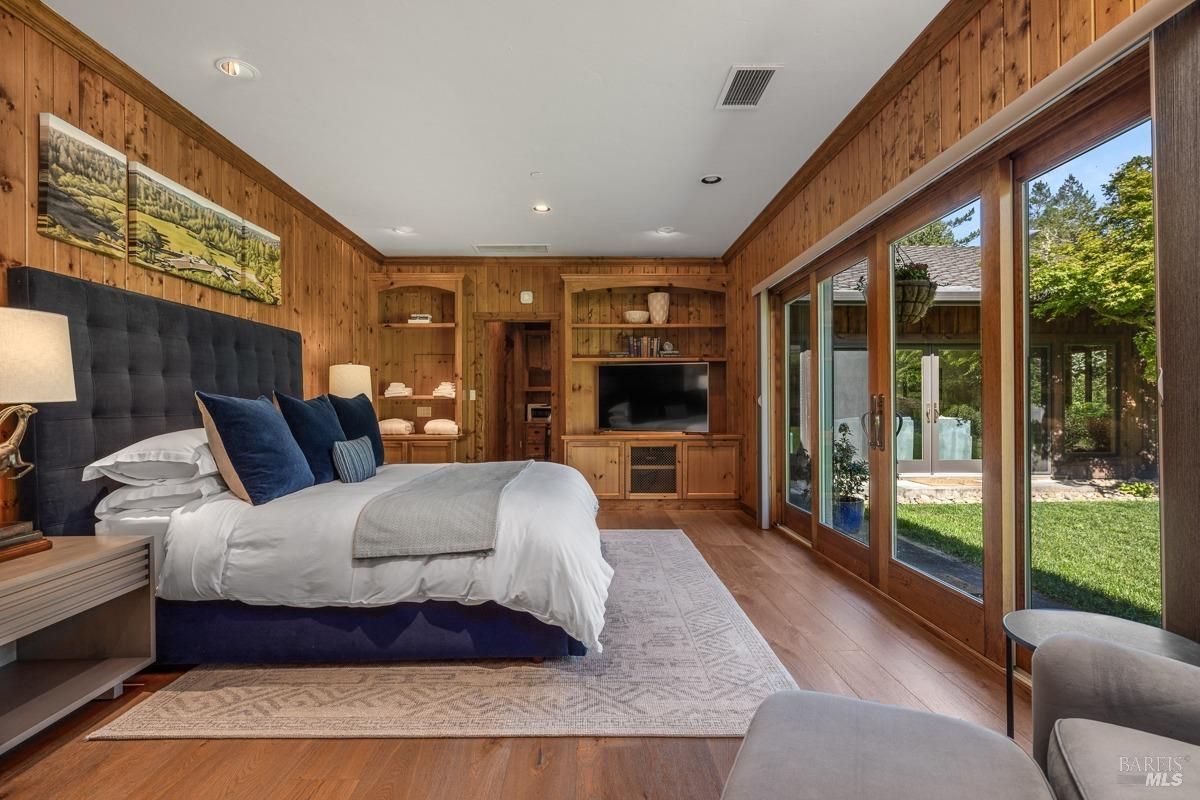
[473,243,551,256]
[716,64,780,110]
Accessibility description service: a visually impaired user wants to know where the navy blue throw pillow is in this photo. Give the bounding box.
[332,436,377,483]
[328,393,385,467]
[275,392,346,484]
[195,392,315,505]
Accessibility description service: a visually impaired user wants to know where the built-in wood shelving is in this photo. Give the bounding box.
[381,322,457,329]
[562,273,730,437]
[570,323,724,330]
[369,273,464,460]
[570,356,728,364]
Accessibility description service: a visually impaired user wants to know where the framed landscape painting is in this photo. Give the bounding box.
[128,162,246,297]
[37,113,127,259]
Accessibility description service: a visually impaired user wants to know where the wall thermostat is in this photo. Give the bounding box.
[519,290,534,305]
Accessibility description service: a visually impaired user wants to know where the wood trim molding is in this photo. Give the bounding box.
[0,0,385,263]
[721,0,991,263]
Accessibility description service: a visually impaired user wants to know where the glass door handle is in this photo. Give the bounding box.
[873,394,886,453]
[932,402,940,423]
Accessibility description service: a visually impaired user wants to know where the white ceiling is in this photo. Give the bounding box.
[47,0,946,258]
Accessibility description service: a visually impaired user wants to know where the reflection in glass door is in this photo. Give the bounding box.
[784,295,813,522]
[818,259,871,545]
[891,199,985,599]
[1023,120,1161,624]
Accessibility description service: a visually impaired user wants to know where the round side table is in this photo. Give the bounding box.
[1001,609,1200,738]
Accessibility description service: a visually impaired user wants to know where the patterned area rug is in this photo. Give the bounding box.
[89,530,796,739]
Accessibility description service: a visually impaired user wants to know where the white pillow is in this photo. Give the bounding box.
[95,475,227,518]
[84,429,219,486]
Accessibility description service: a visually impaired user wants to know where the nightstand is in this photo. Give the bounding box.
[0,536,155,754]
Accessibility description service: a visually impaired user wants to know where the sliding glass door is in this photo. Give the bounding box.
[1019,120,1161,625]
[782,291,814,530]
[890,199,986,602]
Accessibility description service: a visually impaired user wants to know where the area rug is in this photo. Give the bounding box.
[89,530,796,740]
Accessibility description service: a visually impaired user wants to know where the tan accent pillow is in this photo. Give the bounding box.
[197,398,251,503]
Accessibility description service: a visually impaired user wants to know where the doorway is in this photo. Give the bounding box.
[895,345,984,475]
[484,320,556,462]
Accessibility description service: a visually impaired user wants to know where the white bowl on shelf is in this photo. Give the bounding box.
[623,310,650,324]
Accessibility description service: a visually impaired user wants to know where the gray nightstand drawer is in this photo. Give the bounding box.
[0,549,149,645]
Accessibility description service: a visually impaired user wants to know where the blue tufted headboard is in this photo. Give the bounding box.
[7,267,303,536]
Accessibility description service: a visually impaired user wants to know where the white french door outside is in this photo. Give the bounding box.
[896,346,983,475]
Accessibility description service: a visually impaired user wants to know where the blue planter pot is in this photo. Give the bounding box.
[832,498,865,534]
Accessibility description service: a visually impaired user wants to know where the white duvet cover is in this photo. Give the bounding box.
[158,462,613,651]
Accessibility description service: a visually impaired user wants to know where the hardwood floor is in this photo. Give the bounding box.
[0,510,1031,799]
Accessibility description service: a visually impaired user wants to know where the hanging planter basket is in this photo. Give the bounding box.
[893,269,938,326]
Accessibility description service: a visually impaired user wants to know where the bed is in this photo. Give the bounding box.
[10,267,607,663]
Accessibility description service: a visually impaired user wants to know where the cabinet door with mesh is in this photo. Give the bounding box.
[627,444,680,498]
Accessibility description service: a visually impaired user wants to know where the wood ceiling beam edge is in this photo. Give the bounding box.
[0,0,386,263]
[721,0,991,264]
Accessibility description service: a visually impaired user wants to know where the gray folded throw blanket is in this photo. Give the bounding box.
[352,460,533,558]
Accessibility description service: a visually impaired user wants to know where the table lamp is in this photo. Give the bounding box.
[0,308,76,553]
[329,363,373,402]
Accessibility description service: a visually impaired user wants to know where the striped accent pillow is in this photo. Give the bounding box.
[332,436,377,483]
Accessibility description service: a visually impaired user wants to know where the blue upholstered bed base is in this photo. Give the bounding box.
[156,599,586,664]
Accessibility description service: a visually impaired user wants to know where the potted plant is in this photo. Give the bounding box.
[831,423,869,532]
[893,248,938,326]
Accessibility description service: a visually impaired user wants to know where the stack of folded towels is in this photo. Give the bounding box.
[424,418,459,436]
[379,418,415,435]
[384,382,413,398]
[432,381,456,399]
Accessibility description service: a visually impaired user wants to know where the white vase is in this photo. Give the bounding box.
[647,292,670,325]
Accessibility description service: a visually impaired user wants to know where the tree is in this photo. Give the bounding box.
[1030,156,1156,381]
[1027,175,1098,271]
[896,205,981,248]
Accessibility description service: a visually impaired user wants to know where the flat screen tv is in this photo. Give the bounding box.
[597,363,709,432]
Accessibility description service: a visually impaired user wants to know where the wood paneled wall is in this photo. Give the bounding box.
[0,7,378,397]
[376,258,724,462]
[725,0,1150,512]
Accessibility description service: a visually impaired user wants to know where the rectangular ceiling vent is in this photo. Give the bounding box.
[716,64,780,110]
[473,243,551,256]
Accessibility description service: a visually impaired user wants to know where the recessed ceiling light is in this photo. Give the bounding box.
[532,203,552,214]
[390,226,417,236]
[700,174,723,185]
[215,57,259,79]
[656,226,677,235]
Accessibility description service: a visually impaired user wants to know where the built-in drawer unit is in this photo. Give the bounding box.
[382,434,460,464]
[562,435,741,505]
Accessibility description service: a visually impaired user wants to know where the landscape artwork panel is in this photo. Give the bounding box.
[129,163,282,304]
[240,218,283,305]
[37,113,128,259]
[128,162,247,297]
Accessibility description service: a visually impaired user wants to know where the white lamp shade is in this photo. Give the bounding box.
[0,308,77,404]
[329,363,373,400]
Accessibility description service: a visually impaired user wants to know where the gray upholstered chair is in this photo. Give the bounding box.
[1032,632,1200,799]
[720,690,1054,800]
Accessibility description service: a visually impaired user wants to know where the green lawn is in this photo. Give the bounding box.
[896,501,1161,624]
